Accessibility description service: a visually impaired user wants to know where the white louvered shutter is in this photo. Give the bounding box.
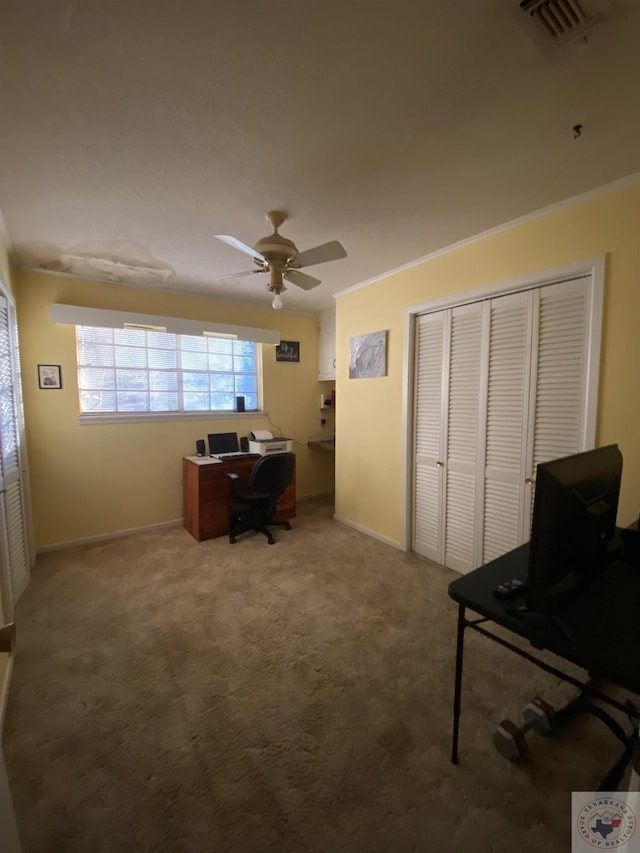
[413,311,447,562]
[482,291,532,563]
[525,277,590,529]
[444,303,484,573]
[0,293,30,614]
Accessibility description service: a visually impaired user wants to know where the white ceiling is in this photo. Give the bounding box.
[1,0,639,314]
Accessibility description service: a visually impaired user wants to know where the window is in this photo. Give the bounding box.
[76,325,259,414]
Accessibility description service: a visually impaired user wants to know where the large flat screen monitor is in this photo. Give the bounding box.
[526,444,622,614]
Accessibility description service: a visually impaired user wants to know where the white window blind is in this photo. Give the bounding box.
[0,291,30,613]
[76,326,259,414]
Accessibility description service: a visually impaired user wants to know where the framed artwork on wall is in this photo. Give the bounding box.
[38,364,62,389]
[275,341,300,362]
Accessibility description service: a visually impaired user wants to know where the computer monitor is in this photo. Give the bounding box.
[526,444,623,614]
[207,432,239,455]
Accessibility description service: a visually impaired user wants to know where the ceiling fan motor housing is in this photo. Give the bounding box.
[254,231,298,264]
[255,229,297,292]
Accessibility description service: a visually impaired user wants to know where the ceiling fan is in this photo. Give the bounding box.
[215,210,347,310]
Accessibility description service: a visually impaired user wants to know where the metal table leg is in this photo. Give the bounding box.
[451,602,465,764]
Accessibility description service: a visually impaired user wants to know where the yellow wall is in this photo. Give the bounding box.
[15,270,335,548]
[335,182,640,542]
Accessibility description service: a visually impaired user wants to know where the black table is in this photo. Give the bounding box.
[448,543,640,790]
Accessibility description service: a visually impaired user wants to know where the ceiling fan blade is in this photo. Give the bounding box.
[216,269,266,281]
[291,240,347,269]
[284,269,322,290]
[214,234,266,262]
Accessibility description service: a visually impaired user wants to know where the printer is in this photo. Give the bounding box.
[249,430,293,455]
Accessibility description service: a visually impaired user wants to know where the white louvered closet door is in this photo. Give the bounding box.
[413,311,447,562]
[444,302,485,573]
[0,292,30,617]
[412,302,489,572]
[412,273,597,576]
[524,277,591,531]
[482,291,532,564]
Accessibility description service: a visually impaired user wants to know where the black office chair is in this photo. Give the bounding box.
[227,452,295,545]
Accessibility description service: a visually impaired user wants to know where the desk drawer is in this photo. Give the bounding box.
[199,500,229,539]
[198,463,228,503]
[199,481,229,503]
[199,464,228,483]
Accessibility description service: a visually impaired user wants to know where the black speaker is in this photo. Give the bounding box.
[240,436,249,452]
[235,395,246,413]
[195,439,206,457]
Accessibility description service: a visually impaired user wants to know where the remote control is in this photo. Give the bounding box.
[494,576,527,598]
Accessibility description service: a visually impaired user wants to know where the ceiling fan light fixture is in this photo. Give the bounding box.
[272,292,283,310]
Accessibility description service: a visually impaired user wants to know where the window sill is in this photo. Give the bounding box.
[78,411,264,426]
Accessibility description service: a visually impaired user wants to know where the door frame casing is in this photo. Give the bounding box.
[401,256,605,553]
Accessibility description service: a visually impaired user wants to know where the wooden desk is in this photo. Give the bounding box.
[307,439,335,453]
[183,455,296,541]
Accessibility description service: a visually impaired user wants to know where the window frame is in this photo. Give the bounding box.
[74,324,263,424]
[48,305,278,426]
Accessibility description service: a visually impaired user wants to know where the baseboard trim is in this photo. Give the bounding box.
[36,497,336,554]
[332,514,403,550]
[36,519,183,554]
[0,655,14,733]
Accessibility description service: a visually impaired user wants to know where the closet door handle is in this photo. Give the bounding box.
[436,461,444,468]
[525,478,534,486]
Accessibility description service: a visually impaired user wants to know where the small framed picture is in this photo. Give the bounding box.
[38,364,62,389]
[275,341,300,363]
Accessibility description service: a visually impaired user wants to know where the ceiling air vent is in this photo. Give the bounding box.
[518,0,606,50]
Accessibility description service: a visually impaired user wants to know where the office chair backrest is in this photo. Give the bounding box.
[250,452,295,499]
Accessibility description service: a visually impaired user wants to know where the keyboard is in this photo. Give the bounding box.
[211,452,258,461]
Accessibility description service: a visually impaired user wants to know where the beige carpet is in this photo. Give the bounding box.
[2,496,632,852]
